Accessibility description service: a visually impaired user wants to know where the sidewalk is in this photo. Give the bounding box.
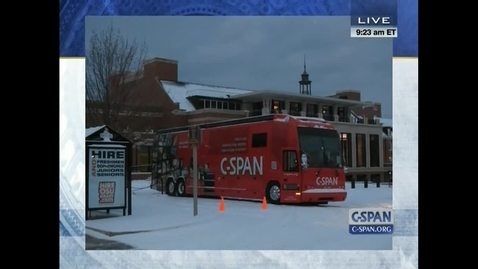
[85,234,136,250]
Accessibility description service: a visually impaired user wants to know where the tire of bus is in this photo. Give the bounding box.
[176,178,186,197]
[166,177,177,196]
[265,181,281,204]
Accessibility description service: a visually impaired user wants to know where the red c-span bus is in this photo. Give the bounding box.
[152,114,347,204]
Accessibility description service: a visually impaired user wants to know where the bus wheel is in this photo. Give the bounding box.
[177,179,186,197]
[166,178,177,196]
[266,182,281,204]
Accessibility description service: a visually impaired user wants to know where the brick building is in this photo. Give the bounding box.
[86,57,392,182]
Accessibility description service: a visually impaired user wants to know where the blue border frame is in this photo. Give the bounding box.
[60,1,418,267]
[59,0,417,57]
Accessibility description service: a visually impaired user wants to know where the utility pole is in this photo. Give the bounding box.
[188,125,201,216]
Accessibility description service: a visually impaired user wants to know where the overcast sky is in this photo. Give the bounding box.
[86,17,392,118]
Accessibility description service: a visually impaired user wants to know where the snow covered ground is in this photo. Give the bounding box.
[86,180,392,250]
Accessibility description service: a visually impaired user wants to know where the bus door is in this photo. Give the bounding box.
[281,148,301,199]
[203,172,215,194]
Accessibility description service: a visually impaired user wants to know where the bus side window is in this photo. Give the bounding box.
[252,133,267,148]
[283,150,299,172]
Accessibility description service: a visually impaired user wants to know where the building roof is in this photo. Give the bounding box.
[86,125,131,143]
[383,131,393,138]
[350,113,392,130]
[375,117,392,128]
[158,79,253,112]
[350,111,362,120]
[233,90,373,107]
[158,78,380,112]
[86,125,106,137]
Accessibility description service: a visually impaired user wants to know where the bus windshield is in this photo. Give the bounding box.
[297,127,343,168]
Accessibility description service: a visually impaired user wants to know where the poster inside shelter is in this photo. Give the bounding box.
[88,147,126,208]
[98,181,116,203]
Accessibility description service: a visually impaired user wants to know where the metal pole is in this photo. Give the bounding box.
[193,145,198,216]
[127,145,132,216]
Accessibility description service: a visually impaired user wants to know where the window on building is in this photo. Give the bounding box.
[194,99,242,111]
[136,145,152,171]
[341,133,352,167]
[322,105,334,120]
[252,101,262,114]
[282,150,299,172]
[387,140,393,164]
[370,134,380,167]
[272,100,285,114]
[337,107,345,121]
[252,133,267,148]
[306,104,318,117]
[196,100,205,109]
[357,174,367,182]
[371,174,381,183]
[356,133,367,167]
[290,102,302,116]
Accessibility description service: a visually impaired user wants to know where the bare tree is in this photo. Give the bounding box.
[86,25,148,133]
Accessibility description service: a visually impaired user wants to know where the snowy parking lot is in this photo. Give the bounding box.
[86,180,392,250]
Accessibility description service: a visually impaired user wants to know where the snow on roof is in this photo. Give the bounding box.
[375,117,392,128]
[89,144,126,148]
[158,79,254,112]
[86,125,105,137]
[350,111,363,120]
[383,131,393,138]
[350,113,392,127]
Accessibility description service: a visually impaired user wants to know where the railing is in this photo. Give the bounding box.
[131,164,152,173]
[250,110,262,116]
[323,115,334,121]
[339,116,351,123]
[249,110,379,125]
[246,110,382,125]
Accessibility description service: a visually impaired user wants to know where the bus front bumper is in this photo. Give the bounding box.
[300,188,347,203]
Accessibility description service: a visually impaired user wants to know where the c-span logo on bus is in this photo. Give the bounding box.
[348,208,394,235]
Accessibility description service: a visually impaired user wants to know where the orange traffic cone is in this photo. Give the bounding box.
[262,197,267,210]
[219,197,225,213]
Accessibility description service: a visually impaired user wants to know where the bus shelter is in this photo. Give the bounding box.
[85,125,132,220]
